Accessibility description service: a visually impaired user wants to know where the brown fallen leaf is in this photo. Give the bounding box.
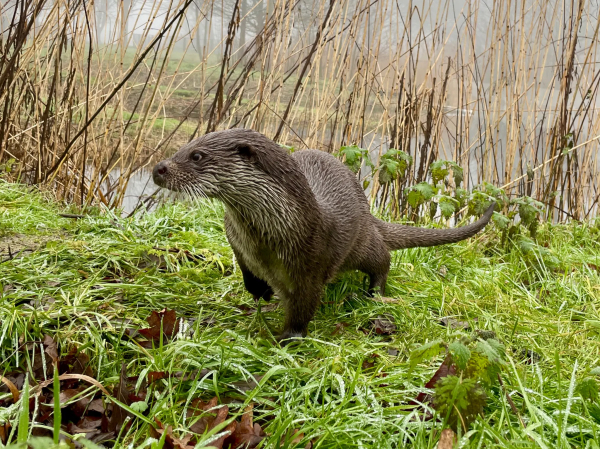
[138,309,178,346]
[371,316,397,335]
[151,419,195,449]
[43,335,59,364]
[283,430,316,449]
[412,354,456,407]
[59,346,94,377]
[362,354,379,370]
[475,330,497,341]
[30,373,111,397]
[75,415,103,430]
[223,404,266,449]
[372,296,402,303]
[106,363,132,433]
[516,348,541,365]
[440,317,475,330]
[59,387,86,407]
[189,397,230,436]
[437,428,456,449]
[230,375,264,392]
[331,322,347,335]
[0,422,10,444]
[0,376,19,402]
[87,398,106,414]
[148,371,167,384]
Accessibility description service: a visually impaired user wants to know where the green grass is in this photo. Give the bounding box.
[1,179,600,448]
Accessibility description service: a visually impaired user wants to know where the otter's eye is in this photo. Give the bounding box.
[191,152,202,162]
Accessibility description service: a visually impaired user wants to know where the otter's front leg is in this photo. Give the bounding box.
[225,214,273,302]
[241,266,273,302]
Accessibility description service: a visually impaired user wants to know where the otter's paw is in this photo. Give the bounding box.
[276,331,304,347]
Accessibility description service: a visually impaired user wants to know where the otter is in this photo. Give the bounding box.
[152,128,495,343]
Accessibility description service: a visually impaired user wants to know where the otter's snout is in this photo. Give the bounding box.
[152,161,169,187]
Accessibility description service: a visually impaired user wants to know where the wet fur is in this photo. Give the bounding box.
[152,129,495,342]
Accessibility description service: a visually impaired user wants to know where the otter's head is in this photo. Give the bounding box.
[152,128,294,201]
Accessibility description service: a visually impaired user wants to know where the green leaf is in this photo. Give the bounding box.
[430,161,448,185]
[131,401,149,412]
[18,375,29,443]
[377,149,412,184]
[429,201,438,221]
[475,338,504,365]
[53,365,61,443]
[492,212,511,230]
[336,145,371,173]
[76,438,108,449]
[590,367,600,376]
[455,188,469,208]
[449,341,471,371]
[453,165,464,187]
[589,403,600,424]
[279,143,295,153]
[28,437,55,449]
[577,377,599,402]
[438,195,459,219]
[407,189,423,208]
[428,160,463,186]
[409,340,446,370]
[464,352,491,383]
[433,376,487,431]
[414,182,435,200]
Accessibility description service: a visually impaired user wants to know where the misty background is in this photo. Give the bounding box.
[0,0,598,219]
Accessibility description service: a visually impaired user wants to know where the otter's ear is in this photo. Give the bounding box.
[236,143,258,163]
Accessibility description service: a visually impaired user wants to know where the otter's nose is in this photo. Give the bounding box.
[152,161,168,186]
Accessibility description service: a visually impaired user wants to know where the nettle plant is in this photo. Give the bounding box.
[578,367,600,426]
[409,332,507,432]
[335,145,553,263]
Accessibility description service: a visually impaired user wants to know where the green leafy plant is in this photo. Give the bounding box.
[335,144,373,174]
[377,148,412,184]
[410,333,507,432]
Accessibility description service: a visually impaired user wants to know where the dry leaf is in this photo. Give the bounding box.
[371,316,397,335]
[440,317,476,330]
[437,428,456,449]
[138,309,178,346]
[331,323,347,335]
[372,296,402,303]
[412,354,457,407]
[223,404,266,449]
[43,335,59,363]
[231,375,264,392]
[106,363,132,433]
[0,376,19,402]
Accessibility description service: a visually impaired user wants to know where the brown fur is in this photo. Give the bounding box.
[152,129,495,342]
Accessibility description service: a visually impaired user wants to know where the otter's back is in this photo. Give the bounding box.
[292,150,372,257]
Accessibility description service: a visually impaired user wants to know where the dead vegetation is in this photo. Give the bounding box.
[0,0,598,220]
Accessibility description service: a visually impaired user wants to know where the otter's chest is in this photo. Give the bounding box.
[224,214,294,292]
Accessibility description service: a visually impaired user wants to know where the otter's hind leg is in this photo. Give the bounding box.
[367,271,388,296]
[358,243,391,297]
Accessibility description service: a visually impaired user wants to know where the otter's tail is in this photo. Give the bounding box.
[376,203,496,250]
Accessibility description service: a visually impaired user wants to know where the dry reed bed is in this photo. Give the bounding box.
[0,0,598,220]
